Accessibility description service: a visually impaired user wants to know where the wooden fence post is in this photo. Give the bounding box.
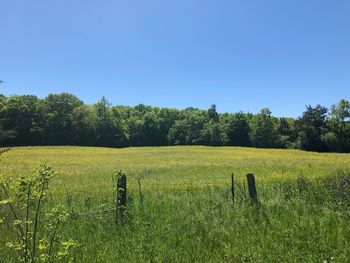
[117,173,127,223]
[247,173,258,204]
[231,173,235,203]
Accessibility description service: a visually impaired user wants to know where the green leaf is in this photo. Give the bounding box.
[0,199,12,205]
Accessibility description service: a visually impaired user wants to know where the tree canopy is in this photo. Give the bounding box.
[0,92,349,153]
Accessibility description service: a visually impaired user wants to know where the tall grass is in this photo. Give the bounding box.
[1,146,350,262]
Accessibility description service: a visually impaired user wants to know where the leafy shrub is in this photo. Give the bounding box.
[0,163,78,263]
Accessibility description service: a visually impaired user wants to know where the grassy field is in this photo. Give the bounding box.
[1,146,350,262]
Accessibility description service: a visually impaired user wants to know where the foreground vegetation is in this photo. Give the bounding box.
[1,146,350,262]
[1,93,350,152]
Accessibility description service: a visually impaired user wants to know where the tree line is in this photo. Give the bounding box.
[0,92,349,152]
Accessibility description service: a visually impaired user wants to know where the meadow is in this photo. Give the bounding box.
[1,146,350,262]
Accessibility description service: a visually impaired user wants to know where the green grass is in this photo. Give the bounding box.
[1,146,350,262]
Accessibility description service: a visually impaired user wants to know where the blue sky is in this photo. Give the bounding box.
[0,0,349,117]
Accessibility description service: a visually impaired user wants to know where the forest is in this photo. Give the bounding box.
[0,92,349,153]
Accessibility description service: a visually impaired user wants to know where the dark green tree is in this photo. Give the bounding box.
[111,106,129,147]
[158,108,180,145]
[167,119,188,145]
[127,115,144,146]
[277,117,297,148]
[0,95,42,145]
[250,108,280,148]
[200,120,223,146]
[323,99,350,152]
[225,112,250,146]
[141,111,162,146]
[168,108,207,145]
[296,105,328,151]
[207,104,219,122]
[94,97,129,147]
[72,105,97,145]
[43,93,83,145]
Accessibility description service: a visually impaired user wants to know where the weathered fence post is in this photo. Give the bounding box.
[247,173,258,204]
[116,172,127,224]
[231,173,235,203]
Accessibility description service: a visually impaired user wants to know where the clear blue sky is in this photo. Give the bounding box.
[1,0,349,117]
